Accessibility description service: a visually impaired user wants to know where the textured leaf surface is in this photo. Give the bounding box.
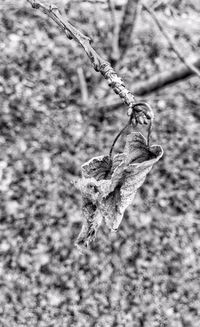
[76,132,163,249]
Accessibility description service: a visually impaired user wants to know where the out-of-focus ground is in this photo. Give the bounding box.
[0,1,200,326]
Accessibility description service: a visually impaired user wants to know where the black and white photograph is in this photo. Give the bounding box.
[0,0,200,326]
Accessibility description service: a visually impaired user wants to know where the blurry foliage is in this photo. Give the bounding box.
[0,1,200,326]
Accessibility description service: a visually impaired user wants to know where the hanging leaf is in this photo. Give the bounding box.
[76,132,163,250]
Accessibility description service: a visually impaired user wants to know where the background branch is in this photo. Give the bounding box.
[107,0,120,65]
[77,67,89,104]
[118,0,141,60]
[143,4,200,79]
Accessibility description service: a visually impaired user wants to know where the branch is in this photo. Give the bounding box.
[107,0,120,64]
[118,0,141,59]
[143,4,200,79]
[77,67,89,104]
[96,56,200,111]
[26,0,152,124]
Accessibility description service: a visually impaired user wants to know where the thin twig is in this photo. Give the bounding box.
[26,0,153,123]
[77,67,89,104]
[143,4,200,79]
[107,0,120,64]
[118,0,141,60]
[109,122,130,157]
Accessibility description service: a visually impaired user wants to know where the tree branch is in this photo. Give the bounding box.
[118,0,141,59]
[77,67,89,104]
[107,0,120,64]
[96,56,200,111]
[26,0,153,124]
[143,4,200,79]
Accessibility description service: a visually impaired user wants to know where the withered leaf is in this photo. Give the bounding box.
[76,132,163,250]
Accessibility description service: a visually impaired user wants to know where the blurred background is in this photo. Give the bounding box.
[0,0,200,326]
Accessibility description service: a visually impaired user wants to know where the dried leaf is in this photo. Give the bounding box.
[76,191,103,251]
[76,132,163,249]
